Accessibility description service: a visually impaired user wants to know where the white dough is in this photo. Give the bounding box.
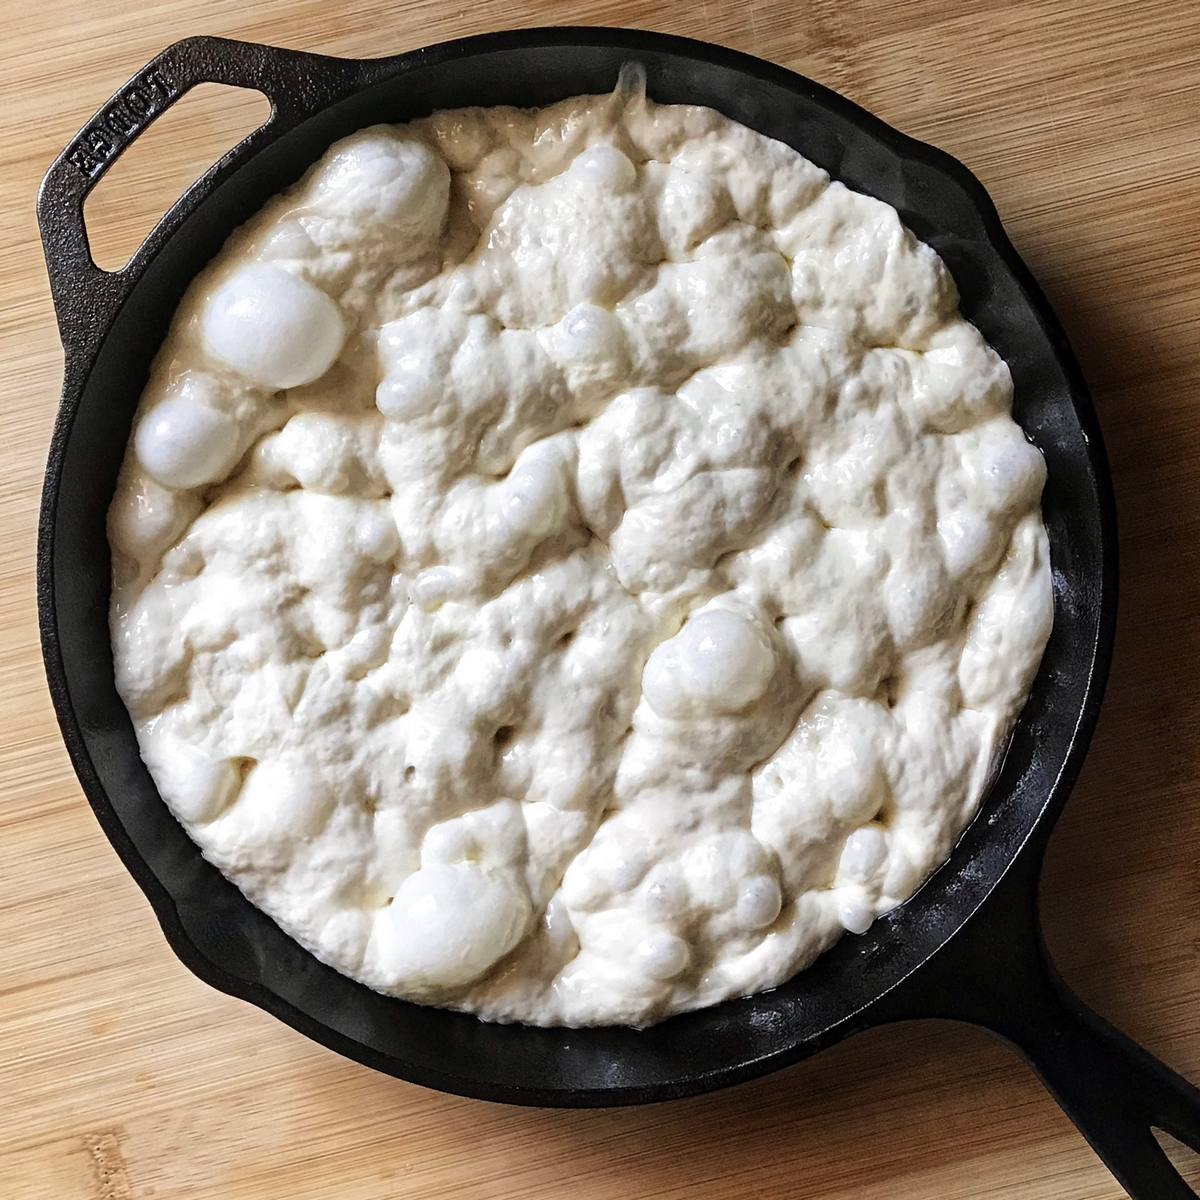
[569,144,638,192]
[202,263,346,389]
[374,864,531,989]
[736,875,783,930]
[110,90,1052,1027]
[134,373,241,489]
[141,734,238,825]
[838,891,876,935]
[305,128,450,247]
[642,608,776,717]
[636,930,691,979]
[838,826,889,883]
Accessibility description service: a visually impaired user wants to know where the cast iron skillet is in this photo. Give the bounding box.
[36,28,1200,1198]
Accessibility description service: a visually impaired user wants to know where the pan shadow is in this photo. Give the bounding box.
[1034,259,1200,1073]
[305,1018,1107,1200]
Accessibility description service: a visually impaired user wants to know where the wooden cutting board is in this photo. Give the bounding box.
[3,1,1198,1197]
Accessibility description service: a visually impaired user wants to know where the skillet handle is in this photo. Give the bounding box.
[1011,975,1200,1199]
[880,870,1200,1198]
[36,35,368,356]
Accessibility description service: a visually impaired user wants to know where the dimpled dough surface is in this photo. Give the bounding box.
[108,89,1053,1027]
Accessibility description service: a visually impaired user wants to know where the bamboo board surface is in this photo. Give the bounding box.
[2,1,1199,1196]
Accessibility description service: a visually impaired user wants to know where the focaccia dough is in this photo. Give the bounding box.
[109,89,1052,1026]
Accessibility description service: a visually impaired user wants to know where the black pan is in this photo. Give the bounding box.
[36,28,1200,1198]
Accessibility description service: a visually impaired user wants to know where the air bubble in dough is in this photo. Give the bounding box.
[494,457,565,540]
[569,144,637,192]
[963,420,1046,514]
[837,891,875,935]
[643,866,688,919]
[202,263,345,389]
[547,303,626,367]
[233,759,334,844]
[375,358,440,419]
[643,609,775,717]
[939,508,1000,579]
[308,130,450,244]
[134,375,240,489]
[411,566,461,611]
[381,864,531,988]
[736,875,783,930]
[838,826,889,882]
[142,734,238,824]
[635,930,690,979]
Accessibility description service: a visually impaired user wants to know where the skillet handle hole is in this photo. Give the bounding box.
[82,82,271,272]
[1153,1129,1200,1196]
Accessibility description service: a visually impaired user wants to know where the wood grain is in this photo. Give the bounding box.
[2,1,1199,1197]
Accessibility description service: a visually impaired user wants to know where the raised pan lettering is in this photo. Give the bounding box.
[104,104,136,136]
[67,65,177,179]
